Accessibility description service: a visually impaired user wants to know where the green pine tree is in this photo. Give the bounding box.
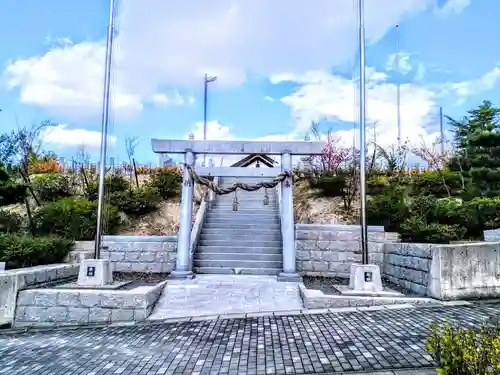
[448,100,500,196]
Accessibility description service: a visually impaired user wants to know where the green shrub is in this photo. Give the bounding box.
[84,173,130,201]
[408,195,439,219]
[110,186,161,216]
[399,216,465,243]
[33,197,121,240]
[467,196,500,230]
[367,175,389,195]
[409,171,464,198]
[31,173,77,201]
[0,166,27,206]
[148,167,182,199]
[426,321,500,374]
[367,188,409,232]
[0,209,23,233]
[0,233,74,269]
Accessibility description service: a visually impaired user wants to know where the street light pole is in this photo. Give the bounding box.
[396,24,401,148]
[358,0,369,264]
[203,74,217,167]
[94,0,116,259]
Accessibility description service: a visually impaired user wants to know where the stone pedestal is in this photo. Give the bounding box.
[0,262,5,272]
[348,264,383,293]
[278,272,302,283]
[77,259,113,286]
[169,270,195,280]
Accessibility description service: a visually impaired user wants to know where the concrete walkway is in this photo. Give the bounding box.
[1,304,498,374]
[148,275,303,320]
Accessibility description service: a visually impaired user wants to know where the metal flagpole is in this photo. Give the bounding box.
[203,74,217,167]
[94,0,116,259]
[358,0,369,264]
[396,24,401,148]
[439,106,445,154]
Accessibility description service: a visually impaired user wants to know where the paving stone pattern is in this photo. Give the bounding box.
[0,305,499,374]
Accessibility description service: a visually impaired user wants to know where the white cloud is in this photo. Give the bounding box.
[151,91,195,107]
[40,124,116,149]
[271,69,440,149]
[436,0,471,16]
[4,0,435,117]
[386,52,413,75]
[264,96,275,102]
[441,66,500,103]
[188,120,234,141]
[4,41,194,120]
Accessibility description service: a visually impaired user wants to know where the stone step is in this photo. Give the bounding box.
[197,241,282,250]
[208,208,279,213]
[193,259,283,269]
[204,217,280,225]
[211,206,277,210]
[194,267,282,276]
[206,213,279,220]
[203,222,281,229]
[200,233,282,241]
[210,205,277,210]
[195,252,282,261]
[215,199,277,203]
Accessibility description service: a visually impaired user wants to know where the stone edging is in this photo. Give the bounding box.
[299,284,442,309]
[102,235,177,242]
[0,301,473,335]
[0,264,79,324]
[13,281,167,328]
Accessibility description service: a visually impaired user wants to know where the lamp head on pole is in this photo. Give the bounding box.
[205,75,217,83]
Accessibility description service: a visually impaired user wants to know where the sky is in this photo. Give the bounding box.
[0,0,499,167]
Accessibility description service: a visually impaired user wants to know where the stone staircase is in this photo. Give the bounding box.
[193,177,283,275]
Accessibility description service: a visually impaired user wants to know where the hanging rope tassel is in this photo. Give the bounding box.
[232,189,239,211]
[263,187,269,205]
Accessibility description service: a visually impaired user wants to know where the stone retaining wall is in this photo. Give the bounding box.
[0,264,78,325]
[14,282,166,328]
[295,224,399,278]
[382,243,433,296]
[382,242,500,300]
[71,236,178,273]
[484,229,500,242]
[427,242,500,300]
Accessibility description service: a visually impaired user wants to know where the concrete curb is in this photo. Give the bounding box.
[0,302,470,335]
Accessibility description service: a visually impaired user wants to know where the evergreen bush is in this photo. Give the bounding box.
[31,173,77,201]
[33,197,121,240]
[148,167,182,199]
[426,320,500,374]
[0,233,74,269]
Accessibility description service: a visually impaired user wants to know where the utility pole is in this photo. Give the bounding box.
[396,24,401,148]
[358,0,368,264]
[203,74,217,167]
[94,0,116,259]
[439,106,445,154]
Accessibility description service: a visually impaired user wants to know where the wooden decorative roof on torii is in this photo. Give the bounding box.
[230,154,278,168]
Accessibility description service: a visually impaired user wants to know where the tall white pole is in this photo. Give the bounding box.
[439,106,445,154]
[358,0,368,264]
[203,74,217,167]
[396,24,401,148]
[94,0,116,259]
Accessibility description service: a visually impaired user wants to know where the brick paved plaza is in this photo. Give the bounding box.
[0,305,498,375]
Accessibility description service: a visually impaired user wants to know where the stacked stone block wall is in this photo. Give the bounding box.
[71,236,178,273]
[0,264,79,324]
[382,243,433,295]
[295,224,398,278]
[14,282,166,327]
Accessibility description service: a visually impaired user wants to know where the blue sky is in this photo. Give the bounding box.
[0,0,499,166]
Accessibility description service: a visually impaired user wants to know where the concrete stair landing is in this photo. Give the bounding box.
[194,177,283,275]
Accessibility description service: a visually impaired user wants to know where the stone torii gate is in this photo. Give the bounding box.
[151,139,324,281]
